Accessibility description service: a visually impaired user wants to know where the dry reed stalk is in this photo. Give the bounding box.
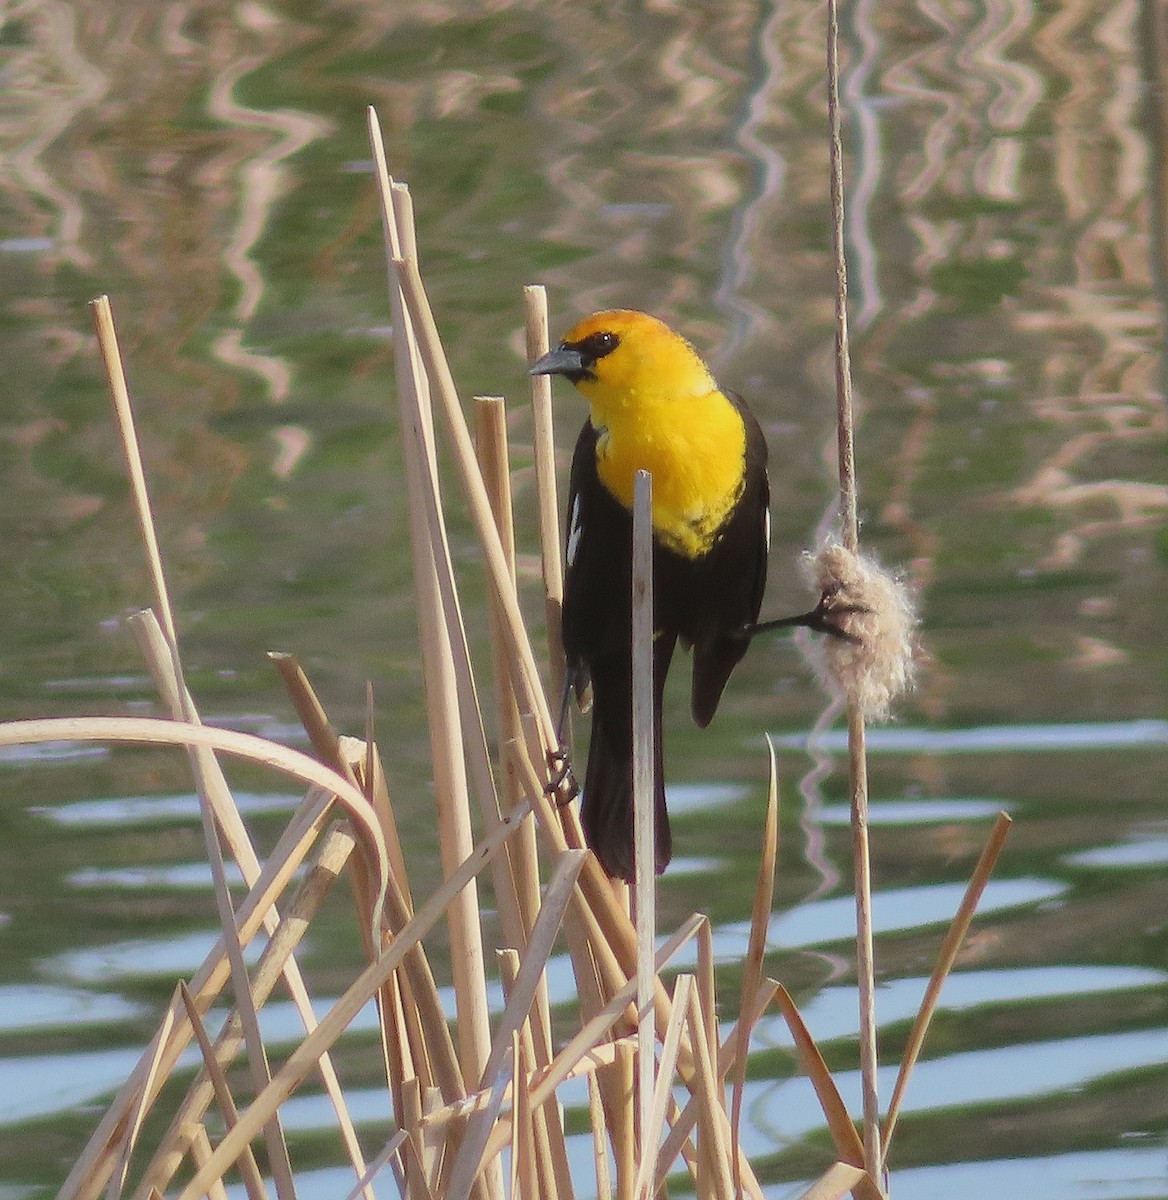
[496,955,539,1200]
[474,398,574,1200]
[177,983,268,1200]
[94,300,312,1191]
[511,1029,538,1200]
[343,1130,411,1200]
[445,851,586,1200]
[394,247,697,1067]
[684,983,734,1200]
[477,911,705,1170]
[474,398,553,1015]
[103,986,178,1200]
[587,1072,614,1200]
[881,812,1013,1152]
[139,821,357,1192]
[523,284,568,717]
[631,470,657,1172]
[367,111,497,1126]
[133,618,384,1186]
[824,0,881,1177]
[266,652,468,1114]
[172,790,533,1200]
[129,615,375,1195]
[652,981,779,1200]
[197,761,297,1200]
[632,973,693,1200]
[70,297,377,1199]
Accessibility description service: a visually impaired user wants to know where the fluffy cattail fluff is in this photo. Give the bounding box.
[804,540,917,721]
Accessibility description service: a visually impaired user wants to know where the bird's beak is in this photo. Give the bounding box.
[528,346,587,377]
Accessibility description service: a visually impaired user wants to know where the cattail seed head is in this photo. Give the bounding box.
[803,540,917,721]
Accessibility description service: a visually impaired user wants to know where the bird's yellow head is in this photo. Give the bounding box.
[528,309,717,421]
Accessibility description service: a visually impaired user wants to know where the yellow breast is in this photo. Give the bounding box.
[594,391,747,558]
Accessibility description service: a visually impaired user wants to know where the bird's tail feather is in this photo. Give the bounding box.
[580,641,674,882]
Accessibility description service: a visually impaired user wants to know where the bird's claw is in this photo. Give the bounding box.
[545,745,580,808]
[807,589,871,643]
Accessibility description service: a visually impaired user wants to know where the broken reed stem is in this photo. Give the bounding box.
[631,468,657,1183]
[826,0,882,1178]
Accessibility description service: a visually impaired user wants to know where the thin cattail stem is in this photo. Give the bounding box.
[826,0,882,1178]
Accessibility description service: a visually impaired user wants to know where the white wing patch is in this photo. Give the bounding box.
[567,494,583,566]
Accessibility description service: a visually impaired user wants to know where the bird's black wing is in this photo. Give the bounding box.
[687,393,770,727]
[562,418,673,879]
[562,420,635,670]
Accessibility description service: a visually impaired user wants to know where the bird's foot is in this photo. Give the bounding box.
[746,589,871,643]
[545,745,580,808]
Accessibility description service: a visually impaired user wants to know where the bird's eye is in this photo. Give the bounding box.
[578,330,619,360]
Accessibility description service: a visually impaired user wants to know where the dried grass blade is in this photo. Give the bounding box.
[477,912,704,1170]
[733,737,780,1195]
[775,986,885,1200]
[187,1129,230,1200]
[653,979,779,1200]
[475,397,552,1024]
[695,918,717,1092]
[178,983,268,1200]
[881,812,1012,1153]
[174,795,532,1200]
[0,716,389,935]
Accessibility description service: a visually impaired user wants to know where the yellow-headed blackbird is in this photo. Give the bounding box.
[529,310,770,881]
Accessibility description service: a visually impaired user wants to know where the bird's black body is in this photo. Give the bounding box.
[562,399,770,881]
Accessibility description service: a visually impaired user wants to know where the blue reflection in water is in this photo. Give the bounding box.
[44,930,262,984]
[770,720,1168,753]
[0,985,143,1032]
[754,1027,1168,1143]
